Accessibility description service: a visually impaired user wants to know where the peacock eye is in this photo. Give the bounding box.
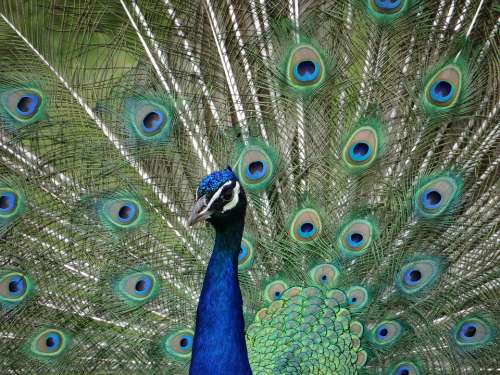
[237,144,276,191]
[342,125,379,172]
[29,328,70,358]
[372,0,403,13]
[100,197,144,230]
[126,97,174,141]
[391,361,420,375]
[414,175,461,218]
[370,320,403,347]
[338,219,375,257]
[0,271,33,308]
[290,208,322,242]
[264,280,288,303]
[424,66,461,108]
[397,257,441,296]
[0,190,18,215]
[453,317,494,349]
[288,45,324,88]
[0,186,25,225]
[238,237,255,271]
[113,270,158,306]
[346,286,369,311]
[141,110,166,134]
[309,264,339,288]
[162,328,194,360]
[2,88,45,125]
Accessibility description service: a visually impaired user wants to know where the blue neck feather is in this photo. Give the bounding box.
[189,217,252,375]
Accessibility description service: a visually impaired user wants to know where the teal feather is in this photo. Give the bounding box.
[0,0,498,374]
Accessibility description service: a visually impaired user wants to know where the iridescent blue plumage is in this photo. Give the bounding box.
[189,169,251,375]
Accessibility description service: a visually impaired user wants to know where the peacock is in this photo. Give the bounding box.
[0,0,499,374]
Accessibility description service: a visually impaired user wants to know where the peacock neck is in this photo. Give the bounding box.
[189,216,252,375]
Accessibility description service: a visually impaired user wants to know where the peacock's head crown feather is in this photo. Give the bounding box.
[196,167,237,199]
[188,167,246,227]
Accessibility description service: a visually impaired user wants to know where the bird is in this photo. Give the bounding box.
[0,0,499,374]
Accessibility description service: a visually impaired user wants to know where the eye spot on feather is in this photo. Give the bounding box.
[264,280,288,303]
[287,45,325,89]
[0,271,33,307]
[0,186,25,226]
[290,208,322,242]
[114,270,158,305]
[414,175,460,218]
[16,93,40,116]
[238,237,255,271]
[397,257,441,296]
[162,328,194,360]
[2,88,45,125]
[452,317,494,350]
[141,110,166,134]
[237,145,275,191]
[370,320,403,347]
[391,362,421,375]
[246,160,267,180]
[372,0,402,13]
[342,126,379,172]
[309,264,339,288]
[309,263,340,289]
[0,191,17,213]
[421,190,441,209]
[349,142,371,161]
[29,328,70,358]
[346,286,369,311]
[101,198,144,229]
[425,66,461,108]
[338,219,375,257]
[125,97,174,142]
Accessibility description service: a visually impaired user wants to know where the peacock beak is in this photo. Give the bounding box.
[187,195,213,226]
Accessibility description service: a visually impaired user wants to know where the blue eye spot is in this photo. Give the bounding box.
[179,335,193,350]
[134,277,152,295]
[238,244,248,263]
[374,0,402,11]
[16,94,40,116]
[349,142,372,161]
[293,60,319,82]
[245,160,267,181]
[117,203,137,223]
[274,291,281,298]
[430,80,454,103]
[421,189,442,209]
[45,333,61,352]
[8,275,25,297]
[298,222,317,239]
[377,327,388,338]
[0,191,17,213]
[141,110,165,133]
[403,269,422,286]
[459,322,478,341]
[348,232,364,247]
[395,366,410,375]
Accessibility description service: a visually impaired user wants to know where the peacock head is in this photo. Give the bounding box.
[187,167,246,228]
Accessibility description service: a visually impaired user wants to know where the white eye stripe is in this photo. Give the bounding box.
[201,180,234,215]
[222,181,240,212]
